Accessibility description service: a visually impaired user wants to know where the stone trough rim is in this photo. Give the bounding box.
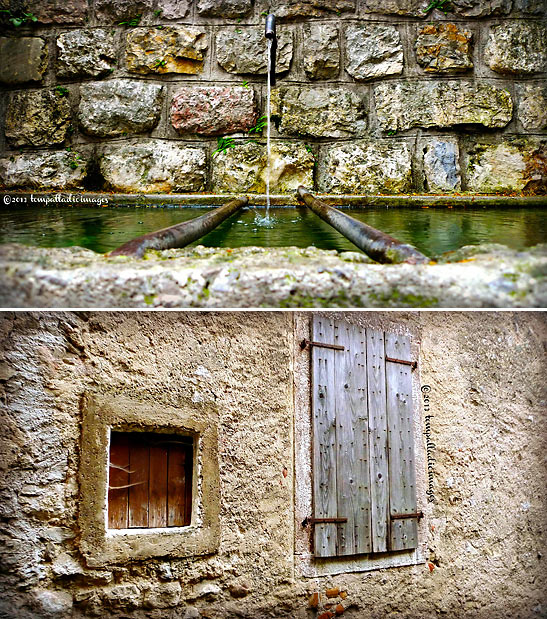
[2,191,547,208]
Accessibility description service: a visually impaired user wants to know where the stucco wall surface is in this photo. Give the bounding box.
[0,311,546,618]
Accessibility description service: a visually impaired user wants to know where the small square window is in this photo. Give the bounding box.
[79,394,220,567]
[108,432,193,530]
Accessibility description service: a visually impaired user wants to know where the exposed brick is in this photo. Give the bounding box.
[309,592,320,609]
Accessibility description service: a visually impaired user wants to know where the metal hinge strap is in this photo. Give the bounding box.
[385,356,417,370]
[302,516,348,526]
[390,511,423,520]
[300,339,345,351]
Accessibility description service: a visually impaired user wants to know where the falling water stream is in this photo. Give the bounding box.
[253,36,275,228]
[265,37,272,220]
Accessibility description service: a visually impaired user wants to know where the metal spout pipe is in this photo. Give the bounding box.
[297,186,430,265]
[265,14,276,39]
[109,197,248,258]
[265,13,277,86]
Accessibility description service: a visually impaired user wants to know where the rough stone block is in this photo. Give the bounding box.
[512,0,546,14]
[95,0,154,23]
[345,24,403,80]
[197,0,251,17]
[0,151,87,189]
[126,27,207,75]
[158,0,190,18]
[359,0,429,16]
[0,37,48,84]
[56,29,117,78]
[263,0,355,17]
[318,141,413,194]
[416,23,473,73]
[450,0,511,16]
[79,80,164,138]
[99,141,206,193]
[271,86,366,138]
[171,86,257,136]
[33,0,87,24]
[102,584,141,609]
[5,89,71,147]
[466,140,546,194]
[216,27,292,75]
[360,0,511,16]
[302,24,339,80]
[485,22,547,74]
[212,141,314,193]
[518,84,547,130]
[422,138,461,192]
[34,590,73,616]
[143,582,181,609]
[374,81,512,131]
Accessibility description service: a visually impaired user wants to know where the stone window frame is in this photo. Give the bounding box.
[293,313,428,577]
[79,393,220,568]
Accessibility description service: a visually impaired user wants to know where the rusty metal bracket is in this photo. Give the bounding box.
[385,356,417,370]
[302,516,348,527]
[390,511,423,520]
[300,339,345,351]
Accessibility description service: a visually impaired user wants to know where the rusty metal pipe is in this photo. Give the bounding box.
[110,196,248,258]
[297,187,429,265]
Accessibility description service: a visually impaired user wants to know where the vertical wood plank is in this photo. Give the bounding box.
[128,436,149,528]
[108,432,129,529]
[366,329,389,553]
[335,321,372,555]
[312,315,338,557]
[167,444,189,526]
[149,442,168,528]
[184,443,193,526]
[385,333,418,551]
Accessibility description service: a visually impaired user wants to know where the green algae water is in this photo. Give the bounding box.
[0,205,545,256]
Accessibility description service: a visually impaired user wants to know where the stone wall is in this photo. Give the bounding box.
[0,311,546,618]
[0,0,546,195]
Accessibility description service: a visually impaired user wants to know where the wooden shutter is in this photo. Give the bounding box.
[108,432,193,529]
[311,316,418,557]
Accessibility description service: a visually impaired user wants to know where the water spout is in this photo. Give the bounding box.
[265,14,276,87]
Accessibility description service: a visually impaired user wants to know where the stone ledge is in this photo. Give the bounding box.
[0,244,544,308]
[2,192,547,207]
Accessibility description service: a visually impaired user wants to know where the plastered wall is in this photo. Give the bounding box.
[0,311,545,618]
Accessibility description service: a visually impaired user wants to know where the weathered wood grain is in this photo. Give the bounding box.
[312,315,338,557]
[149,444,168,528]
[335,321,372,555]
[108,433,129,529]
[366,329,389,553]
[129,437,149,528]
[167,444,189,527]
[385,333,418,551]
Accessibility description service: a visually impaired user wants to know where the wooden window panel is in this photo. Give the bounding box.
[128,437,150,528]
[311,316,338,558]
[108,432,193,530]
[108,433,129,529]
[385,333,418,552]
[167,442,192,527]
[334,320,371,556]
[366,329,389,553]
[149,443,168,528]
